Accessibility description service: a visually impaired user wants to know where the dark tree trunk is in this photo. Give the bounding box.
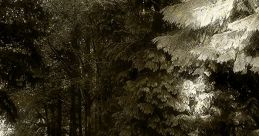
[50,105,56,136]
[69,86,77,136]
[83,100,87,136]
[78,89,83,136]
[45,106,51,136]
[57,95,62,136]
[83,37,92,136]
[83,90,91,136]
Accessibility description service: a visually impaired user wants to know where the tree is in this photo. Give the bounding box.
[104,0,214,135]
[0,0,49,123]
[154,0,259,135]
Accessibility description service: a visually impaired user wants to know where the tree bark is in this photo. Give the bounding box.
[69,86,77,136]
[83,90,92,136]
[78,88,83,136]
[50,105,56,136]
[44,106,51,136]
[56,94,62,136]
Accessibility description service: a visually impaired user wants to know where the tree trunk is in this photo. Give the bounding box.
[44,106,51,136]
[83,90,91,136]
[57,95,62,136]
[50,105,56,136]
[78,88,83,136]
[83,99,88,136]
[69,86,77,136]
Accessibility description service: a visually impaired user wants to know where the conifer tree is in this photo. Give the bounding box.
[108,0,217,135]
[154,0,259,135]
[0,0,49,123]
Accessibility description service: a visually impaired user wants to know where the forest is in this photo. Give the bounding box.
[1,0,259,135]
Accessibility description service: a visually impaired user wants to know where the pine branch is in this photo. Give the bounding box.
[162,0,235,29]
[228,13,259,31]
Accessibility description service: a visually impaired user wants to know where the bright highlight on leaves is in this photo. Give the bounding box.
[162,0,235,29]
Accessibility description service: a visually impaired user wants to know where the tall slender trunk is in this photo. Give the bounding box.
[50,105,56,136]
[83,37,92,136]
[85,92,93,136]
[84,102,88,136]
[78,88,82,136]
[45,106,51,136]
[69,86,76,136]
[57,95,62,136]
[83,89,91,136]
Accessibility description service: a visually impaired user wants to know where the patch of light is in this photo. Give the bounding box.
[180,75,216,135]
[182,75,214,116]
[0,118,13,136]
[194,92,214,115]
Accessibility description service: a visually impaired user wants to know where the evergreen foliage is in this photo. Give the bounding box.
[0,0,48,123]
[154,0,259,135]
